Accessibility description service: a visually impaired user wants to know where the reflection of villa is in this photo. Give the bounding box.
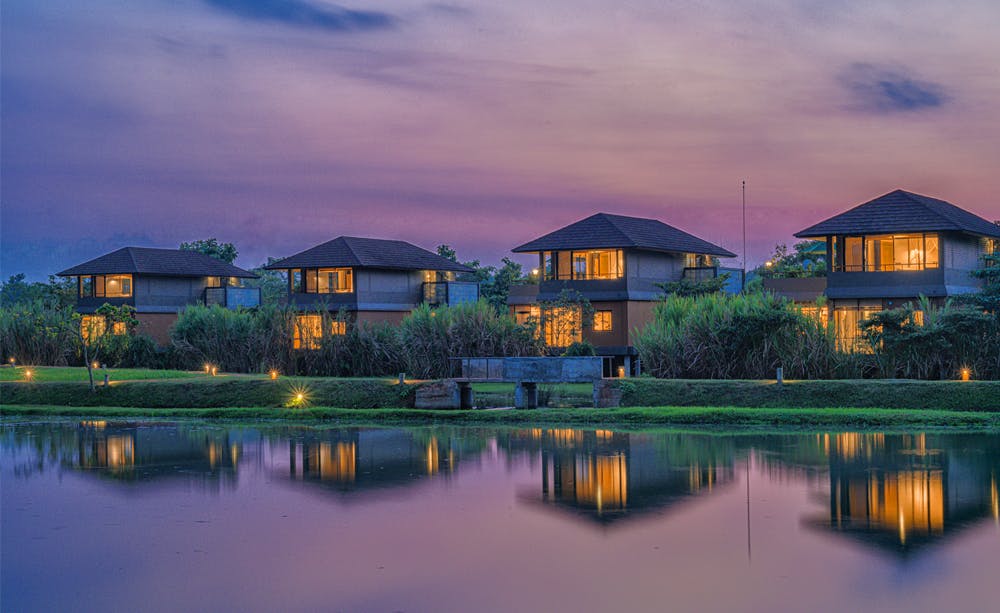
[803,433,1000,555]
[506,428,736,525]
[73,421,242,483]
[283,428,473,495]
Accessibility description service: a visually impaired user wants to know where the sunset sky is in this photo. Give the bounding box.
[3,0,999,279]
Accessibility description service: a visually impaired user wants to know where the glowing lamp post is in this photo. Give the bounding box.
[961,368,971,382]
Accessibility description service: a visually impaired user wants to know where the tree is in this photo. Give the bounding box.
[537,289,594,351]
[754,241,827,278]
[248,257,289,305]
[73,304,139,392]
[435,245,531,313]
[1,274,76,309]
[179,238,238,264]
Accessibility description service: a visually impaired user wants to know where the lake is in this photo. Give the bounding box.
[2,420,999,612]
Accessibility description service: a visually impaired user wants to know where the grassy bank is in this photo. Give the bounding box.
[0,366,205,382]
[619,379,1000,411]
[1,377,417,409]
[4,404,1000,429]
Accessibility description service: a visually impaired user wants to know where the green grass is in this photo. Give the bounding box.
[1,377,417,409]
[0,366,206,382]
[619,378,1000,411]
[3,404,999,429]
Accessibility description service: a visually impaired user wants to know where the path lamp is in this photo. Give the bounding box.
[960,367,971,382]
[270,370,279,380]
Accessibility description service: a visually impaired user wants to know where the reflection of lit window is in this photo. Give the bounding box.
[574,453,627,513]
[593,310,612,332]
[426,437,440,475]
[106,435,134,471]
[312,442,356,482]
[293,315,323,349]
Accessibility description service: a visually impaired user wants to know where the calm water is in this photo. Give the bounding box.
[2,420,999,612]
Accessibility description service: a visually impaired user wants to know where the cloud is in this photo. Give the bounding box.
[839,63,948,113]
[202,0,397,33]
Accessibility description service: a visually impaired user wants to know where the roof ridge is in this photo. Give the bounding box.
[126,246,139,270]
[594,213,639,246]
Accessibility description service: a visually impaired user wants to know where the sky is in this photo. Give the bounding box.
[3,0,1000,279]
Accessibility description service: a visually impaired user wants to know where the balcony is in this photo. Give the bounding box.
[682,266,718,282]
[423,281,480,307]
[205,286,261,309]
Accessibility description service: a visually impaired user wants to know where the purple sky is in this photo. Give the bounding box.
[3,0,1000,279]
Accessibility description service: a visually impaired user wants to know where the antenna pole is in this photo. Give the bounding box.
[742,180,747,291]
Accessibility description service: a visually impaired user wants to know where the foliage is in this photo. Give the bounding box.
[0,298,76,365]
[1,274,76,309]
[658,273,731,297]
[634,292,854,379]
[179,238,238,264]
[247,257,288,305]
[562,340,596,356]
[861,296,999,379]
[73,303,141,391]
[436,244,532,312]
[754,241,827,278]
[398,301,543,378]
[169,304,295,373]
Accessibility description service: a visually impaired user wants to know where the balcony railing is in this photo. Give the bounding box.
[682,266,718,282]
[205,286,261,309]
[423,281,480,307]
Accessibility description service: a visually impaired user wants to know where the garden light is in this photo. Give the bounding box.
[270,370,279,380]
[92,361,99,369]
[211,366,218,376]
[204,364,211,373]
[24,369,33,381]
[8,357,14,365]
[961,368,971,382]
[285,384,311,408]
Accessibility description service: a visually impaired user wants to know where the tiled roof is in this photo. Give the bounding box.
[57,247,258,278]
[511,213,737,257]
[795,190,1000,238]
[264,236,474,273]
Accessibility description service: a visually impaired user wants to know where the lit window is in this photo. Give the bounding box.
[331,320,347,336]
[316,268,353,293]
[798,305,829,328]
[542,306,582,347]
[103,274,132,297]
[837,234,939,272]
[206,277,222,288]
[79,276,94,298]
[80,316,127,341]
[293,315,323,350]
[593,310,613,332]
[514,306,540,327]
[833,307,881,352]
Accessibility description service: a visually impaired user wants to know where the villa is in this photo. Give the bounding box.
[264,236,477,348]
[57,247,260,344]
[792,189,1000,347]
[507,212,736,374]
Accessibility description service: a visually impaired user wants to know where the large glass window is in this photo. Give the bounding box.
[514,305,541,327]
[833,307,881,352]
[543,250,623,280]
[836,234,939,272]
[593,310,613,332]
[542,306,582,347]
[317,268,353,293]
[78,275,132,298]
[80,315,127,341]
[293,315,323,350]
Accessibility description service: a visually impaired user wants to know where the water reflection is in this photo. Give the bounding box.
[2,420,998,551]
[801,432,1000,555]
[502,428,735,524]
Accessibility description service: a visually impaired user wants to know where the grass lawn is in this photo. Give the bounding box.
[4,404,1000,429]
[0,366,208,382]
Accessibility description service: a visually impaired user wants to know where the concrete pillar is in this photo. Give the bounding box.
[458,382,474,409]
[515,382,538,409]
[624,356,632,378]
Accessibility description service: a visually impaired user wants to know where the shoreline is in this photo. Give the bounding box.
[4,404,1000,430]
